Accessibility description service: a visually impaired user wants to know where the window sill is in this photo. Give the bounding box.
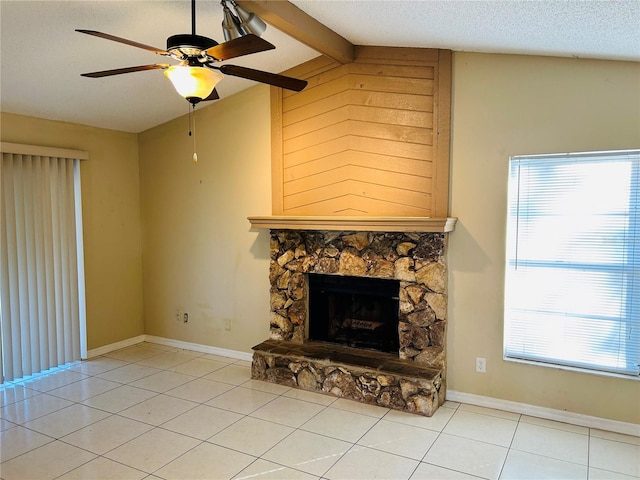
[504,356,640,381]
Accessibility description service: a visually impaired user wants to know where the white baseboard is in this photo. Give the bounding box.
[447,390,640,437]
[85,335,146,358]
[85,334,252,363]
[143,335,253,362]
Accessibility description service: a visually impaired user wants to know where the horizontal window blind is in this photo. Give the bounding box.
[504,150,639,376]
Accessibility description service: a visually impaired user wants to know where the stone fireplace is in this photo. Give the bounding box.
[251,226,451,416]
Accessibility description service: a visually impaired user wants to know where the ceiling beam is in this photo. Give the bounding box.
[236,0,355,64]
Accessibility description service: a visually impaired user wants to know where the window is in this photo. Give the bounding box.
[504,150,639,377]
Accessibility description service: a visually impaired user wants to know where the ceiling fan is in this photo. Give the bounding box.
[76,0,307,105]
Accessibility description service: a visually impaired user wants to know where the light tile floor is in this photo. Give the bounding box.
[1,342,638,480]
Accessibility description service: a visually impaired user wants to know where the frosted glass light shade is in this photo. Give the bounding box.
[164,66,223,103]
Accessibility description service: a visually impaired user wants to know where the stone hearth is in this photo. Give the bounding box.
[252,229,449,416]
[253,339,444,416]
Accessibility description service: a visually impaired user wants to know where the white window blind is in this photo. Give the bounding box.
[504,150,639,377]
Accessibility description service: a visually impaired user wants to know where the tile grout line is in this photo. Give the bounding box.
[315,404,385,479]
[418,399,459,463]
[586,430,591,478]
[495,409,522,480]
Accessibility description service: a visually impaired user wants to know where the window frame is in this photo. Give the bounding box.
[503,149,640,379]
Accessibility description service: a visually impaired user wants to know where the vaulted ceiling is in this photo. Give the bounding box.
[1,0,638,133]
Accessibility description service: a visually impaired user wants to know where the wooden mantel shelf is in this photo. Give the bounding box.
[247,216,457,233]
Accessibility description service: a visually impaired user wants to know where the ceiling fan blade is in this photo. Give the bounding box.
[76,29,169,56]
[81,64,170,78]
[202,89,220,101]
[218,65,307,92]
[205,34,274,61]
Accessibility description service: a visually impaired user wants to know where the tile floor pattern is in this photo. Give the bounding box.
[1,342,638,480]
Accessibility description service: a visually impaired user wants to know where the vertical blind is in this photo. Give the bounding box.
[504,150,639,376]
[1,148,86,382]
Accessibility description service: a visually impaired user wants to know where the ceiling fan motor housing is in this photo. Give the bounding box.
[167,34,218,60]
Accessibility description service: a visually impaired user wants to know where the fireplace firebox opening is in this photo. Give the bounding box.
[308,273,400,354]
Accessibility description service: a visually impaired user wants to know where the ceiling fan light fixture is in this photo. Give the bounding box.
[164,65,223,104]
[222,3,245,42]
[233,3,266,37]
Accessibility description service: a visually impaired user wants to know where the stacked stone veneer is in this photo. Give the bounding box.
[253,229,449,416]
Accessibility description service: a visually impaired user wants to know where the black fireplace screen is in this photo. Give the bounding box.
[308,274,400,354]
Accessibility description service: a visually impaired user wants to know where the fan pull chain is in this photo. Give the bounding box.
[188,104,198,163]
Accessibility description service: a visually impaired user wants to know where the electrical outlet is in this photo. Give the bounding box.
[183,312,189,323]
[476,357,486,373]
[224,319,231,332]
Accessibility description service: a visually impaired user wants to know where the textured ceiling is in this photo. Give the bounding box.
[1,0,638,133]
[293,0,640,60]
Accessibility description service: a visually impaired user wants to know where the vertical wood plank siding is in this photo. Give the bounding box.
[272,47,451,217]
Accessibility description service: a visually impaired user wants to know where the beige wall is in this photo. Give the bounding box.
[448,53,640,423]
[138,54,639,423]
[138,85,272,351]
[0,113,145,350]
